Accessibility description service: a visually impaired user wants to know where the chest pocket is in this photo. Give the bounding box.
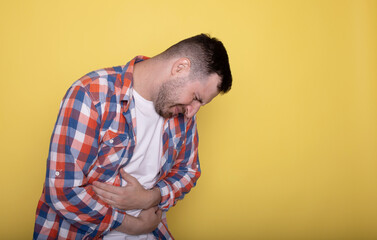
[97,130,129,168]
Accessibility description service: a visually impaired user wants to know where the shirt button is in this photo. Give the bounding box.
[109,139,114,144]
[55,171,60,176]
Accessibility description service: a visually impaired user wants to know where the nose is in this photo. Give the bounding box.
[185,101,201,119]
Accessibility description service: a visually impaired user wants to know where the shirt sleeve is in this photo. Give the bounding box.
[44,84,125,238]
[155,116,201,210]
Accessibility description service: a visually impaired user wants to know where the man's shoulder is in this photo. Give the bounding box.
[167,114,197,134]
[70,65,127,102]
[76,65,125,87]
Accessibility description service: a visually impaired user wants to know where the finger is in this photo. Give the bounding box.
[93,181,121,194]
[97,195,120,208]
[92,185,119,202]
[120,169,138,184]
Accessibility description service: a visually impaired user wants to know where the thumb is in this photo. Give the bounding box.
[152,206,159,211]
[156,209,162,219]
[120,169,137,184]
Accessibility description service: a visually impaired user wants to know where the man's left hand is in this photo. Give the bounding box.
[92,169,161,210]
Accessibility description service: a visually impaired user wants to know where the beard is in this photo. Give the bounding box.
[154,77,188,118]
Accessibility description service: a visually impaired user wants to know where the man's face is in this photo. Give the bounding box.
[154,73,221,119]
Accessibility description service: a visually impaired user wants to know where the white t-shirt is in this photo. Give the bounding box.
[104,90,164,240]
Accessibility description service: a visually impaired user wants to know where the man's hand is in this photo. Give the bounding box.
[92,169,161,210]
[117,206,162,235]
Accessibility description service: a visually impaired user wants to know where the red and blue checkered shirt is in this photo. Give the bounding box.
[34,56,201,240]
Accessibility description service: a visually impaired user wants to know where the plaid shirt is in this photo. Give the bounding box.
[34,56,201,240]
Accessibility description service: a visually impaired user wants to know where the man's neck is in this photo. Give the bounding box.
[133,58,160,101]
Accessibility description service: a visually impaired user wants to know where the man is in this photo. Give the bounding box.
[34,33,232,239]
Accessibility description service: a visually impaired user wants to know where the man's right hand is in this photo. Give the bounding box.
[93,169,161,210]
[116,206,162,235]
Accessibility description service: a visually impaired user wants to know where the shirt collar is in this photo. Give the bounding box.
[120,55,150,103]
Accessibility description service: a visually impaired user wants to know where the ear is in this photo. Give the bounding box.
[171,58,191,77]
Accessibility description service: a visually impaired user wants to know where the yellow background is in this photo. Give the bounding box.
[1,0,376,239]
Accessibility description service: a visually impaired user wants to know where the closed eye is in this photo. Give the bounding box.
[193,95,203,104]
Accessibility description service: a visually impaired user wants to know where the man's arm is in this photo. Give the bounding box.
[117,207,162,235]
[44,84,125,238]
[155,116,201,210]
[93,116,200,212]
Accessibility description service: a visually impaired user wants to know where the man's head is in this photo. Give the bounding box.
[153,34,232,119]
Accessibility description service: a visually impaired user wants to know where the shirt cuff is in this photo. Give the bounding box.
[155,180,173,210]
